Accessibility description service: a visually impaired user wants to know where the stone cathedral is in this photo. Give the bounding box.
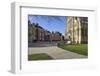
[65,17,88,44]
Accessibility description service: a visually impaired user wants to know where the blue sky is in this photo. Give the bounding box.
[28,15,66,35]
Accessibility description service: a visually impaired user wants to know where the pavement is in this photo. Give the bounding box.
[28,46,87,59]
[28,41,59,47]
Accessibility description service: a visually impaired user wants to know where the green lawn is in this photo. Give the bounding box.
[28,53,53,61]
[58,44,88,56]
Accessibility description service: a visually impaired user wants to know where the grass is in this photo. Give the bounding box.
[28,53,53,61]
[58,44,88,56]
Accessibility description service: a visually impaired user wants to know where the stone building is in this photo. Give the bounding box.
[28,21,64,43]
[51,32,62,41]
[65,16,88,44]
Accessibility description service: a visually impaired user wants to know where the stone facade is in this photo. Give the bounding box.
[28,21,64,43]
[65,17,88,44]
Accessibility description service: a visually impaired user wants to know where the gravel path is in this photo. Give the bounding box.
[28,46,87,59]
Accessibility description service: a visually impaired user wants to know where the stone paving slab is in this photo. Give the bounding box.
[28,46,87,59]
